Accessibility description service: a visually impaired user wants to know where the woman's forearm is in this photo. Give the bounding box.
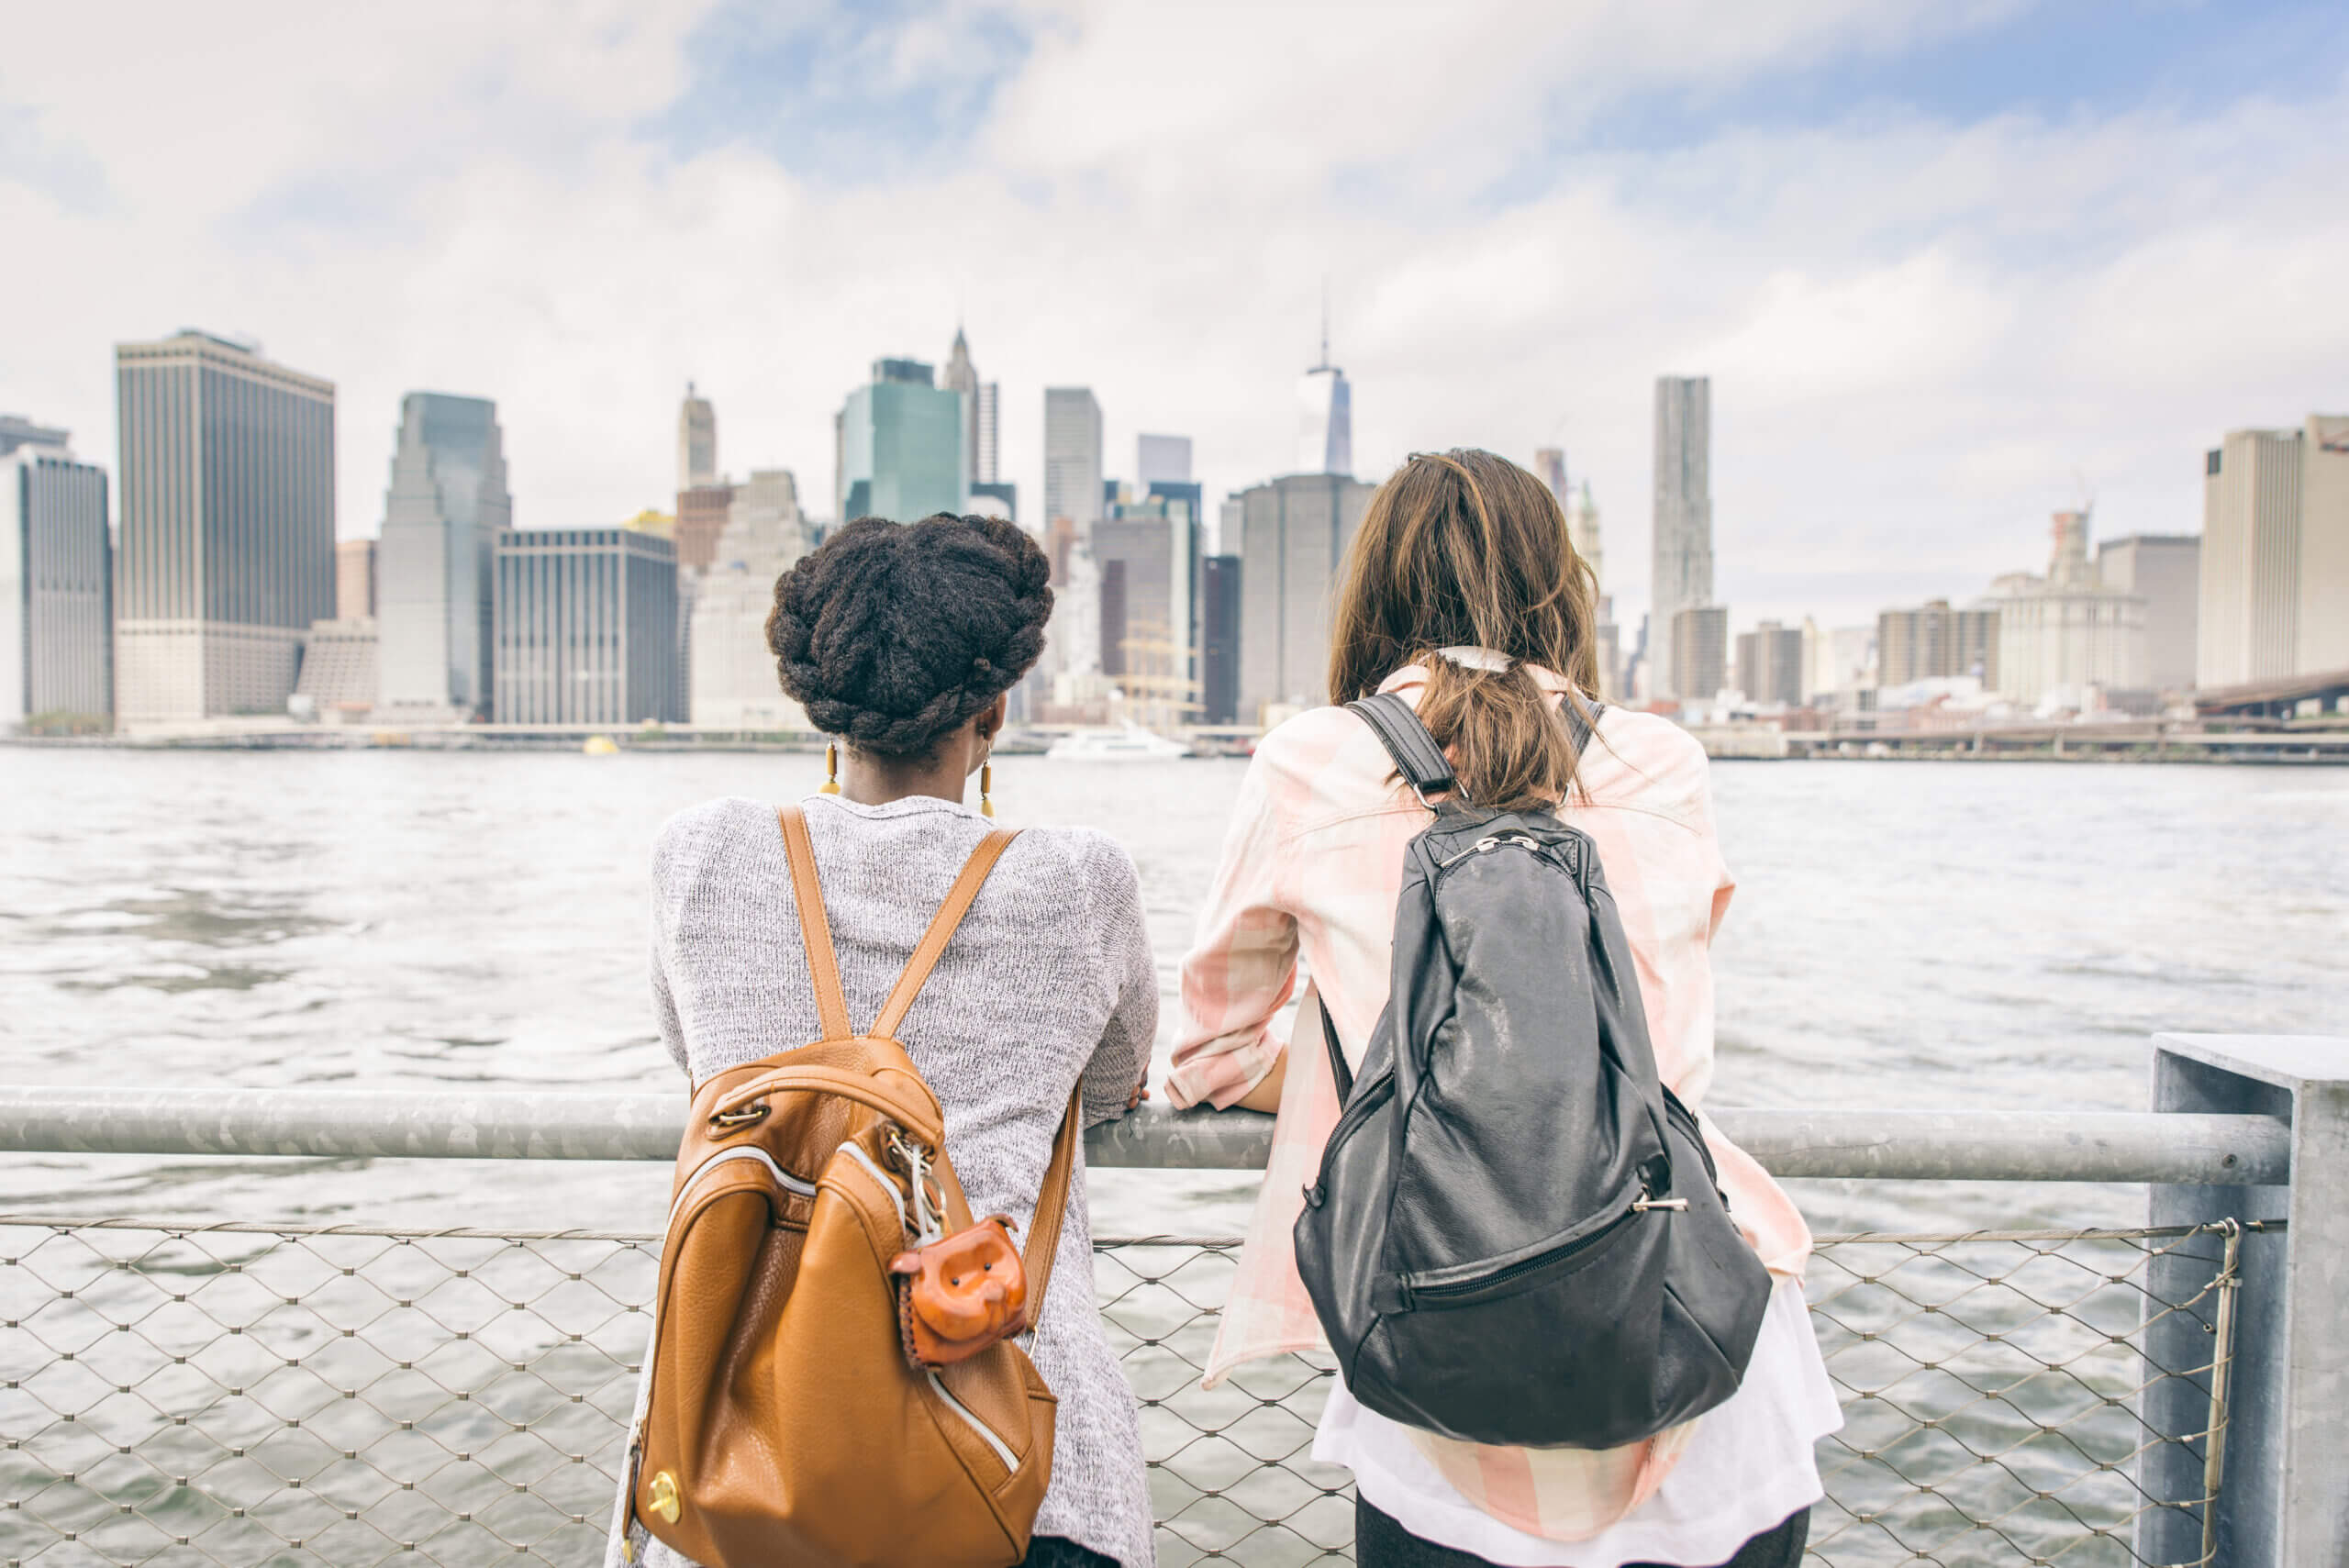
[1230,1050,1286,1113]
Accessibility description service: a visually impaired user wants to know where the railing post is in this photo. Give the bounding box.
[2142,1035,2349,1567]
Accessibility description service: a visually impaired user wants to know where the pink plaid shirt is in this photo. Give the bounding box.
[1168,663,1813,1540]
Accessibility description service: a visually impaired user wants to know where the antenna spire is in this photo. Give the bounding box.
[1319,278,1330,369]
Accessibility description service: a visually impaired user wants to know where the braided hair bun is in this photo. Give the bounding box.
[767,513,1054,760]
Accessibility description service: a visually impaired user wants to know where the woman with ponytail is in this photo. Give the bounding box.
[1170,451,1837,1568]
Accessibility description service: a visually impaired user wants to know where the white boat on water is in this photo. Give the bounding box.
[1044,723,1193,761]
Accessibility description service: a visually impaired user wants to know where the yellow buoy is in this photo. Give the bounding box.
[583,734,619,756]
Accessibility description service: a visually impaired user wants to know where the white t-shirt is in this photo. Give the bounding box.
[1314,1276,1841,1567]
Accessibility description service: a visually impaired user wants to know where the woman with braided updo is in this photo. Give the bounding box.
[621,514,1158,1568]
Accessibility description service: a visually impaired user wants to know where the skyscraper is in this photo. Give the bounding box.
[1570,482,1604,595]
[1138,434,1192,490]
[941,329,981,495]
[1669,606,1729,706]
[114,330,335,722]
[377,393,511,720]
[2298,415,2349,674]
[692,470,810,729]
[974,384,1001,485]
[674,484,736,573]
[836,360,966,523]
[1,423,111,725]
[2195,417,2348,687]
[677,384,717,492]
[1533,447,1568,503]
[492,528,680,724]
[2199,429,2299,687]
[1651,376,1713,700]
[336,539,377,620]
[1097,490,1201,724]
[1296,328,1353,476]
[1876,598,2000,689]
[1237,473,1375,723]
[1199,554,1242,726]
[2096,535,2200,692]
[1043,389,1104,530]
[1734,622,1804,707]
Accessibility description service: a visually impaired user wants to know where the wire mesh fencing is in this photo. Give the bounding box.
[1802,1222,2240,1568]
[0,1217,2238,1568]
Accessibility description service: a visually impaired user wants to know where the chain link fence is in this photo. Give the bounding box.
[1,1217,2238,1567]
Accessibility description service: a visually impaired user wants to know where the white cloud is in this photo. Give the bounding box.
[1,0,2343,640]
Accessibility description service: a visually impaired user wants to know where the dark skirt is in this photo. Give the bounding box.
[1354,1496,1810,1568]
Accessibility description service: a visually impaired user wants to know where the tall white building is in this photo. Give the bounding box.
[1989,508,2148,708]
[2097,535,2200,692]
[974,384,1001,485]
[1295,333,1353,477]
[1,422,111,725]
[1043,388,1103,528]
[376,393,511,721]
[677,384,717,492]
[1650,376,1713,699]
[2199,428,2301,687]
[1569,481,1604,595]
[2199,414,2349,685]
[691,469,810,729]
[114,330,335,723]
[2302,414,2349,674]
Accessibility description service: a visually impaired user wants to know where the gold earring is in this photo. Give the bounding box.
[820,741,841,795]
[979,751,996,818]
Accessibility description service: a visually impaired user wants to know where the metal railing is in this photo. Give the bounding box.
[0,1087,2295,1185]
[0,1214,2243,1568]
[10,1029,2346,1567]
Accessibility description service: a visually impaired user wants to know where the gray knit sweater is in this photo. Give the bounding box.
[613,793,1158,1568]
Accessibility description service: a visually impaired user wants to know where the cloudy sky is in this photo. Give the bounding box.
[4,0,2343,634]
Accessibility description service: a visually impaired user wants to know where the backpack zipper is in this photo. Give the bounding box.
[668,1145,818,1226]
[840,1142,1024,1473]
[836,1140,909,1231]
[1436,832,1547,870]
[1305,1068,1394,1207]
[926,1369,1021,1471]
[624,1146,818,1557]
[1397,1196,1644,1307]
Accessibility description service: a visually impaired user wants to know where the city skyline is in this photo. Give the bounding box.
[6,4,2343,637]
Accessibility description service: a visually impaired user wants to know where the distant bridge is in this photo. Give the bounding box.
[2191,667,2349,720]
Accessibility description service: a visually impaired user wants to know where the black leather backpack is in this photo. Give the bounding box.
[1294,693,1772,1450]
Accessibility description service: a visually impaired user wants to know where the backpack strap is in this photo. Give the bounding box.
[1019,1093,1084,1323]
[1346,692,1455,804]
[777,805,853,1040]
[776,806,1020,1042]
[1565,698,1605,759]
[1318,995,1354,1105]
[870,828,1020,1039]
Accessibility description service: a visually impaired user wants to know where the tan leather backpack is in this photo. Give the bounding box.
[618,806,1078,1567]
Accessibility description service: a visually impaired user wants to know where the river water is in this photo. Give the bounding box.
[2,747,2343,1240]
